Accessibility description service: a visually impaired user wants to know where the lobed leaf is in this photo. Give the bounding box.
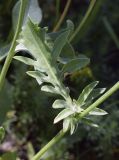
[16,18,74,100]
[18,18,60,85]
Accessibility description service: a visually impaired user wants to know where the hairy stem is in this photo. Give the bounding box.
[32,130,66,160]
[53,0,72,32]
[0,0,27,91]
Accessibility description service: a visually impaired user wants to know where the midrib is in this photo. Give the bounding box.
[28,27,61,87]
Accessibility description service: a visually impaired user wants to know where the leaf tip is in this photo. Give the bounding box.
[53,118,58,124]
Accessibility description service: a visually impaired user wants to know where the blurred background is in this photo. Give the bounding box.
[0,0,119,159]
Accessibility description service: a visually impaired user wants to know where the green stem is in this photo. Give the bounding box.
[79,81,119,118]
[69,0,97,42]
[0,0,27,92]
[102,17,119,49]
[53,0,72,32]
[32,82,119,160]
[55,0,60,23]
[32,130,66,160]
[69,0,105,43]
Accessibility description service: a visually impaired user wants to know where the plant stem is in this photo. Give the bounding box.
[0,0,27,92]
[102,17,119,49]
[69,0,96,42]
[32,82,119,159]
[53,0,72,32]
[79,81,119,118]
[55,0,60,23]
[69,0,104,43]
[32,130,66,160]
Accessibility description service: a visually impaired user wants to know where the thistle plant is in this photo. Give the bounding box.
[0,0,119,159]
[13,18,107,135]
[13,18,119,160]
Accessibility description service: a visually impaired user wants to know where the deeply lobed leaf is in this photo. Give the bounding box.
[14,19,107,135]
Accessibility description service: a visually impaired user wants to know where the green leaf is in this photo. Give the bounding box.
[27,71,47,85]
[41,85,59,94]
[12,0,42,32]
[0,127,5,143]
[17,18,71,100]
[52,20,74,61]
[18,18,59,85]
[86,88,106,102]
[72,99,84,113]
[82,117,99,128]
[70,121,76,135]
[66,20,74,37]
[61,57,90,74]
[48,30,67,41]
[52,30,70,60]
[45,32,54,51]
[14,56,36,66]
[77,81,99,106]
[89,108,108,116]
[54,108,73,124]
[15,43,28,53]
[48,20,74,41]
[58,57,72,65]
[53,99,69,109]
[63,118,70,132]
[58,43,75,64]
[70,118,78,135]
